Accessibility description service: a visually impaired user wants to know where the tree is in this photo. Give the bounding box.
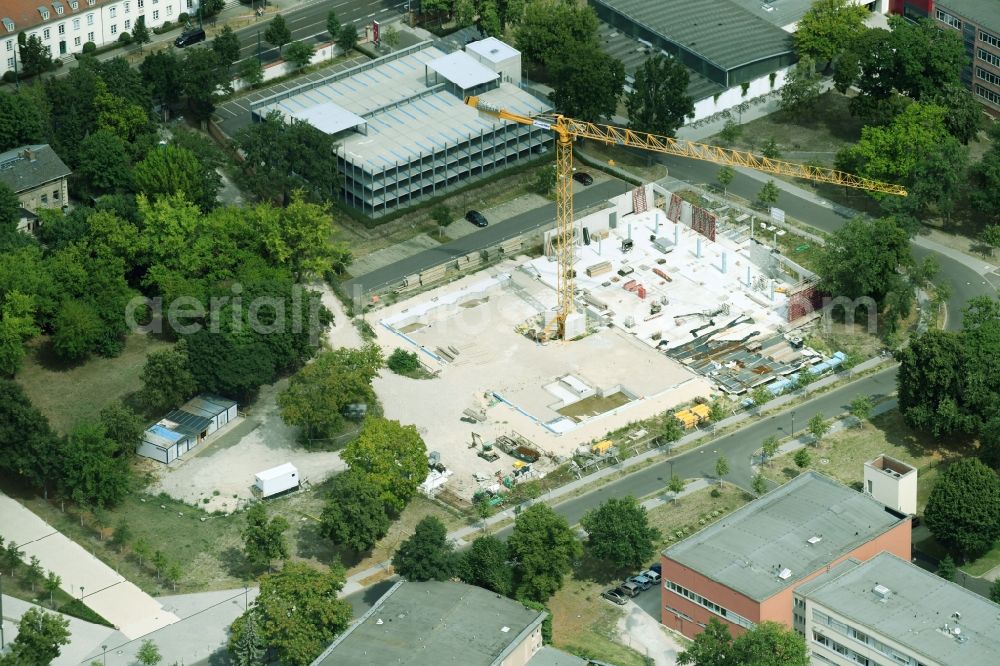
[0,289,39,376]
[98,402,143,456]
[752,473,768,496]
[455,0,476,28]
[896,330,968,437]
[341,417,428,514]
[134,145,220,212]
[0,91,49,153]
[319,471,390,552]
[677,617,733,666]
[254,194,345,279]
[3,608,70,665]
[229,562,352,666]
[43,570,61,608]
[548,43,624,122]
[265,14,292,55]
[110,519,132,553]
[200,0,225,18]
[730,621,810,666]
[136,639,163,666]
[778,56,823,119]
[164,562,182,591]
[392,515,457,581]
[242,502,290,570]
[151,550,168,580]
[515,0,599,68]
[285,40,315,69]
[132,536,150,568]
[990,577,1000,604]
[387,348,420,375]
[0,381,61,495]
[849,394,873,425]
[278,345,383,441]
[662,416,684,443]
[139,341,198,412]
[239,57,265,88]
[181,48,230,122]
[808,414,830,443]
[815,216,911,307]
[581,496,660,570]
[667,474,686,498]
[51,299,101,362]
[699,458,722,489]
[982,226,1000,256]
[929,83,982,145]
[140,50,183,111]
[508,503,582,602]
[717,166,735,196]
[750,385,772,412]
[793,448,811,469]
[132,16,151,52]
[60,421,134,509]
[924,458,1000,560]
[459,535,512,596]
[326,10,341,39]
[76,129,133,195]
[971,124,1000,222]
[213,25,242,69]
[761,435,779,465]
[626,54,693,137]
[937,554,956,581]
[477,0,502,36]
[3,539,23,576]
[229,609,266,666]
[27,555,44,593]
[794,0,869,70]
[337,24,359,53]
[756,180,780,209]
[18,33,54,78]
[531,164,557,196]
[719,119,741,144]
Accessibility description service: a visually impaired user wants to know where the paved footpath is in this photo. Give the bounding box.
[0,595,117,665]
[0,493,179,640]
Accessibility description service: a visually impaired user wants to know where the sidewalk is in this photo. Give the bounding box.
[0,595,117,666]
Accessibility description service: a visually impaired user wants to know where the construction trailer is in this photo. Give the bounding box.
[254,463,300,498]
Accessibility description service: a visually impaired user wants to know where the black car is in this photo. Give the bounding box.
[573,172,594,186]
[175,28,206,48]
[465,210,488,227]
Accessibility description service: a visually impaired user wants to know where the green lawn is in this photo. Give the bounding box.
[647,484,751,551]
[16,332,172,434]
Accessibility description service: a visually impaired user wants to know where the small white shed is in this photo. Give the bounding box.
[465,37,522,84]
[255,463,300,498]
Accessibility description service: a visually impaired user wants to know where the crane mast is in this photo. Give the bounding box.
[465,96,906,341]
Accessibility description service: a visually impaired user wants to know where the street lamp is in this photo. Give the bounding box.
[244,585,249,610]
[791,411,796,435]
[1,571,5,650]
[102,644,108,666]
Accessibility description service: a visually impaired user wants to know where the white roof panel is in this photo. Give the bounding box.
[427,51,499,90]
[255,463,298,481]
[287,102,366,135]
[465,37,520,63]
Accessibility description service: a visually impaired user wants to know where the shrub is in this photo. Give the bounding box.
[387,348,419,374]
[178,12,189,23]
[82,41,97,54]
[119,31,132,44]
[710,487,722,498]
[2,71,15,83]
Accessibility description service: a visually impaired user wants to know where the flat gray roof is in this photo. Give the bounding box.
[594,0,794,71]
[937,0,1000,31]
[803,552,1000,666]
[727,0,815,29]
[466,37,520,63]
[287,102,367,135]
[427,51,500,88]
[664,472,905,602]
[526,646,588,666]
[311,581,545,665]
[257,42,549,173]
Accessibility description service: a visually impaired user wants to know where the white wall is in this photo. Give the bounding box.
[2,0,201,76]
[864,462,918,516]
[231,41,344,92]
[688,66,790,123]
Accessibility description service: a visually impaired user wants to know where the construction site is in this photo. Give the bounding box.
[371,183,838,504]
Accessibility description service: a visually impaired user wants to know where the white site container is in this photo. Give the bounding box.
[254,463,300,498]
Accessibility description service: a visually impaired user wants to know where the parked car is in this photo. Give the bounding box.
[572,171,594,186]
[465,210,488,227]
[601,587,628,605]
[649,563,662,575]
[641,569,661,584]
[175,28,206,47]
[629,574,653,591]
[620,581,642,597]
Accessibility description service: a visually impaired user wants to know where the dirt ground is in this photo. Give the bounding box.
[149,284,362,513]
[371,261,713,500]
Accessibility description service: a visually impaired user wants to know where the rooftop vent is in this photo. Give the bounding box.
[807,535,823,545]
[778,568,792,580]
[873,584,892,601]
[500,626,510,633]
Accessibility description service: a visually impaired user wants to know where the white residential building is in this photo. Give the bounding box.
[0,0,200,77]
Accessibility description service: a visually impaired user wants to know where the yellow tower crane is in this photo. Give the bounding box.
[464,96,907,341]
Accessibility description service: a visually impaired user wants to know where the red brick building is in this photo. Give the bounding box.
[660,472,912,639]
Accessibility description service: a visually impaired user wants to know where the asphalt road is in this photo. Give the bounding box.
[342,178,633,298]
[231,0,408,63]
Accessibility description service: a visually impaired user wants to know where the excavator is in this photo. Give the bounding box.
[464,96,907,341]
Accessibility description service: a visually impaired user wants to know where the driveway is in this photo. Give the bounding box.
[617,596,684,666]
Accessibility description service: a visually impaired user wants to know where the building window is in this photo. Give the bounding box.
[110,7,117,18]
[125,1,130,12]
[39,8,50,20]
[665,580,755,629]
[2,19,14,32]
[125,19,131,29]
[6,57,13,69]
[54,3,64,15]
[187,0,192,7]
[88,31,94,41]
[936,9,961,29]
[69,0,78,9]
[982,31,1000,49]
[153,10,159,20]
[5,40,11,51]
[138,0,144,6]
[976,84,1000,105]
[43,28,50,39]
[73,18,80,30]
[167,5,173,16]
[53,189,60,200]
[74,36,80,46]
[88,0,95,6]
[978,67,1000,87]
[979,48,1000,68]
[111,24,117,34]
[41,194,48,204]
[58,23,65,34]
[87,13,94,25]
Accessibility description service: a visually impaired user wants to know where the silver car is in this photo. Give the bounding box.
[641,569,661,584]
[628,575,653,591]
